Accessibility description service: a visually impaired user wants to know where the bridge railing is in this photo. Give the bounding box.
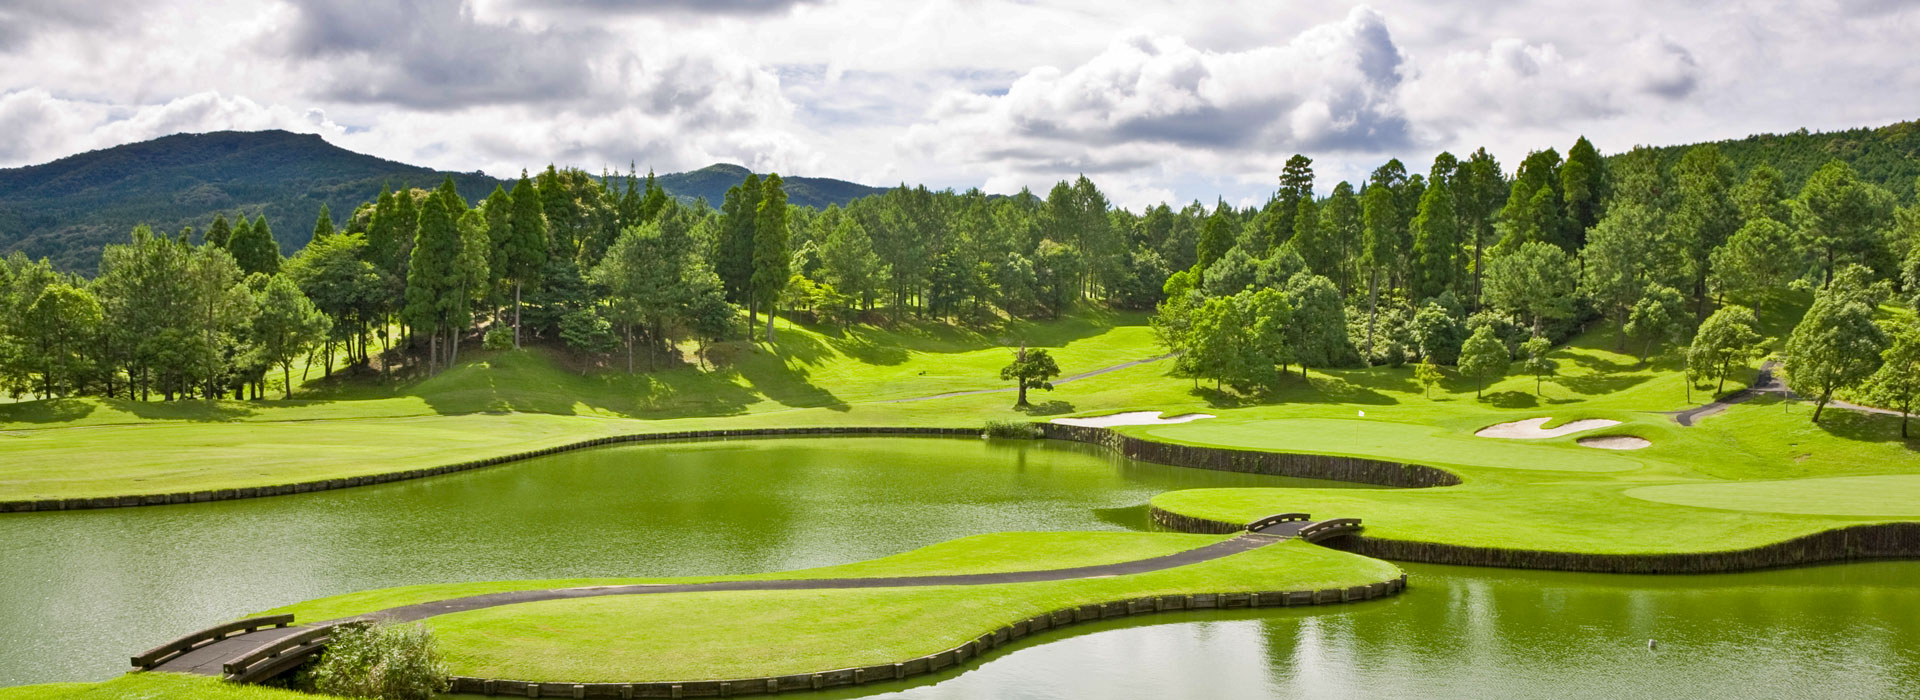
[1297,518,1362,543]
[224,624,334,684]
[1246,513,1312,532]
[131,614,294,670]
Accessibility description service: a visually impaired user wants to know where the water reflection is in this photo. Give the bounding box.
[819,561,1920,700]
[0,437,1337,687]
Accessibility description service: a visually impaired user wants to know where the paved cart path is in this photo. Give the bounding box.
[1670,361,1903,426]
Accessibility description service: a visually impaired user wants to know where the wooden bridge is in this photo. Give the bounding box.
[1247,512,1364,543]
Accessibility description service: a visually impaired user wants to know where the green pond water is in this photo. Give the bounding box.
[3,436,1917,699]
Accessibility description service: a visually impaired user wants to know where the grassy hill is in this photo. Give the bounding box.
[0,132,885,273]
[1615,118,1920,199]
[655,163,887,209]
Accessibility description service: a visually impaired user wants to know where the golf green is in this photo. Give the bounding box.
[1624,474,1920,517]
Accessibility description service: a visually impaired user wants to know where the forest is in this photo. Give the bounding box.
[2,134,1919,422]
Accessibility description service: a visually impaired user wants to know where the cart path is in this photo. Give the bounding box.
[1670,361,1903,426]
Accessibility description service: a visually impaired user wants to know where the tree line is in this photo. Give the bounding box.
[2,139,1918,425]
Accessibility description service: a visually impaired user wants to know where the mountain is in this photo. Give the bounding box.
[0,131,888,273]
[1612,119,1920,200]
[656,163,888,209]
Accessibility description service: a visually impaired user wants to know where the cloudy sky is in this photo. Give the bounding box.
[1,0,1915,209]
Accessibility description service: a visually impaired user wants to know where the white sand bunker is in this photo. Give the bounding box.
[1578,435,1651,450]
[1051,411,1216,428]
[1474,417,1621,439]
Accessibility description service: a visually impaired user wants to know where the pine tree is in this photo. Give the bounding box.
[504,174,549,348]
[206,213,234,248]
[404,192,462,372]
[1410,175,1459,302]
[718,174,761,311]
[231,215,281,276]
[312,204,335,242]
[752,174,790,342]
[1561,136,1609,243]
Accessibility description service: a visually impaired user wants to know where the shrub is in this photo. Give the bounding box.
[982,419,1042,439]
[482,326,513,350]
[310,622,448,700]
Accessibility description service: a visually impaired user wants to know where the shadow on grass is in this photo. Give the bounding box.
[0,398,97,424]
[116,399,258,422]
[1809,403,1920,449]
[1016,400,1076,416]
[1484,391,1539,409]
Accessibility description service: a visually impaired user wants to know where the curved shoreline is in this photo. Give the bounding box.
[440,573,1407,698]
[0,427,976,513]
[13,421,1920,574]
[1144,503,1920,574]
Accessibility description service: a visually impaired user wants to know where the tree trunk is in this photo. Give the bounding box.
[283,364,294,400]
[1016,382,1028,407]
[514,282,524,349]
[1366,269,1379,363]
[766,301,777,342]
[1813,389,1832,423]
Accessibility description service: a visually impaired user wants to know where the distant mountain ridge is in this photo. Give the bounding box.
[656,163,888,210]
[0,130,887,272]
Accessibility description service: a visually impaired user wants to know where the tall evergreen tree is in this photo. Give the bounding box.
[1458,148,1503,305]
[1410,174,1459,302]
[1560,136,1608,242]
[752,174,790,342]
[231,215,281,276]
[1195,202,1236,273]
[206,213,234,249]
[1672,145,1739,318]
[403,191,462,372]
[504,174,549,348]
[718,174,762,307]
[312,204,335,242]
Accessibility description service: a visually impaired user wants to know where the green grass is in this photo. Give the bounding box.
[1623,475,1920,517]
[0,673,310,700]
[355,536,1393,683]
[7,303,1920,562]
[263,532,1229,622]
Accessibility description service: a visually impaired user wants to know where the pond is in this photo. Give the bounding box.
[0,436,1341,687]
[4,436,1916,698]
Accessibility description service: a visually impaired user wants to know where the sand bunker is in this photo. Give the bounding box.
[1474,417,1621,439]
[1577,435,1651,450]
[1051,411,1216,428]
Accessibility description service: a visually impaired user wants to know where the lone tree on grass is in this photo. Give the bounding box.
[1520,335,1557,396]
[1785,289,1887,423]
[1001,344,1061,408]
[1686,305,1764,396]
[1869,324,1920,438]
[1457,325,1509,399]
[1414,358,1444,399]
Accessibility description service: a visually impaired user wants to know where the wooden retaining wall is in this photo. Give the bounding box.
[1331,523,1920,574]
[1036,423,1462,488]
[443,574,1408,698]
